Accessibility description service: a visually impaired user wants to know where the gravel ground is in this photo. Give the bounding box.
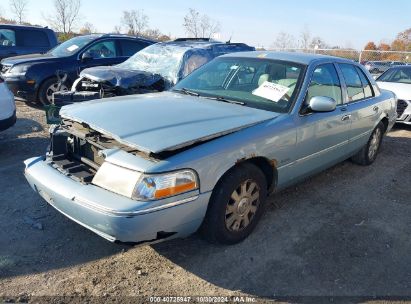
[0,101,410,303]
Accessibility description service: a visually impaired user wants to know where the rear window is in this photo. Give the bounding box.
[120,40,149,56]
[19,30,50,47]
[0,29,16,47]
[339,64,365,102]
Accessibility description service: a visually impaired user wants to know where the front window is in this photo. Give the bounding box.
[377,67,411,84]
[306,63,342,105]
[173,57,305,113]
[117,43,190,84]
[48,36,96,57]
[83,40,117,59]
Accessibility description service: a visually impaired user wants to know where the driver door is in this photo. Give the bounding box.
[77,39,122,75]
[289,63,352,180]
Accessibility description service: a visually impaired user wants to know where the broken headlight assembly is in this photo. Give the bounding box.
[92,162,199,201]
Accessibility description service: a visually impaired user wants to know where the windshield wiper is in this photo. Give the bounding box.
[174,88,200,97]
[205,96,246,106]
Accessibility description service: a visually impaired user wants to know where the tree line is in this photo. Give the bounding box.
[0,0,220,42]
[363,28,411,61]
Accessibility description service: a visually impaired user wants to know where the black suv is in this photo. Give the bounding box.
[0,34,154,104]
[0,24,58,60]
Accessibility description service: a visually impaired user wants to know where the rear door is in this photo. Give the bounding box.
[119,39,150,57]
[337,63,379,154]
[17,29,51,54]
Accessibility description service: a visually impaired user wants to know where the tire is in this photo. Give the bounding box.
[352,122,385,166]
[38,77,69,106]
[200,163,268,245]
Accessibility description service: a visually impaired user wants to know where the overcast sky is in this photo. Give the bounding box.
[2,0,410,49]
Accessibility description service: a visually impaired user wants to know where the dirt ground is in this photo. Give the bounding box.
[0,101,410,303]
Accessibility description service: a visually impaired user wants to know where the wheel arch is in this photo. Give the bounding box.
[380,116,389,133]
[36,75,73,101]
[212,156,278,196]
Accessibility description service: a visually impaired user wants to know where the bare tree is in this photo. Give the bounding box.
[144,28,162,40]
[112,25,122,34]
[79,22,96,34]
[46,0,81,34]
[121,10,148,36]
[299,27,311,49]
[200,14,220,38]
[310,36,328,49]
[9,0,28,24]
[183,8,220,38]
[272,32,296,49]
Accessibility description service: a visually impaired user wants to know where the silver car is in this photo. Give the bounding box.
[0,75,16,131]
[24,52,397,245]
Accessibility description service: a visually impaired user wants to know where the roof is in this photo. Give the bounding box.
[161,39,253,50]
[222,51,355,65]
[101,33,155,43]
[0,23,53,30]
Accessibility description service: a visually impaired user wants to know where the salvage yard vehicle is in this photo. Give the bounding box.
[64,38,255,101]
[377,65,411,124]
[364,61,405,74]
[0,34,154,105]
[24,52,397,245]
[0,75,16,131]
[0,24,58,60]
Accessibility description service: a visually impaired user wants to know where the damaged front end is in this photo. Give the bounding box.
[72,67,168,98]
[47,119,158,184]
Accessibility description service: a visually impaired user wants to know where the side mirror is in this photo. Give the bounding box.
[309,96,337,112]
[81,52,93,62]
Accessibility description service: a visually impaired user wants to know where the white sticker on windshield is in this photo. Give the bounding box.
[67,45,79,52]
[252,81,290,102]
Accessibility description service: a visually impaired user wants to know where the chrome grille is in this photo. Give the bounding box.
[397,99,409,117]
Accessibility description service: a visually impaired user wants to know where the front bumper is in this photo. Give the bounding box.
[4,77,37,102]
[0,110,16,131]
[24,157,211,243]
[396,100,411,125]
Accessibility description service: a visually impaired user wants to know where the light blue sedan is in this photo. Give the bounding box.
[24,52,397,245]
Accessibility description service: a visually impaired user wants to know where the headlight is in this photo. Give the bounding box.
[92,162,198,201]
[8,65,29,76]
[132,170,198,201]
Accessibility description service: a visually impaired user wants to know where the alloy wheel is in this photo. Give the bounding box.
[46,83,68,103]
[368,127,382,160]
[225,179,260,232]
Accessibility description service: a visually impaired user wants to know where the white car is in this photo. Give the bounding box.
[377,66,411,124]
[0,77,16,131]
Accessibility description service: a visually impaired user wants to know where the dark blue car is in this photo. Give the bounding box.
[0,34,154,104]
[0,24,58,60]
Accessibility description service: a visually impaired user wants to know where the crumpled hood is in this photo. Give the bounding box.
[80,66,165,90]
[60,92,279,154]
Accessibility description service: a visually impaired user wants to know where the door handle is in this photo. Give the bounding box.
[341,114,351,121]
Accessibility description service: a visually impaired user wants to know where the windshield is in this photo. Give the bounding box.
[117,43,188,84]
[174,57,305,113]
[48,36,96,57]
[377,67,411,84]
